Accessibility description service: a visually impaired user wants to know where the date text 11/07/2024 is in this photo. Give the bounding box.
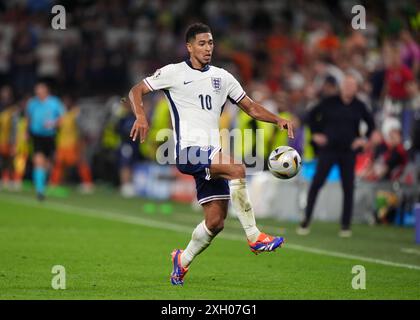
[161,304,257,317]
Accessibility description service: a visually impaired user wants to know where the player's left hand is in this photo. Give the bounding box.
[277,118,294,139]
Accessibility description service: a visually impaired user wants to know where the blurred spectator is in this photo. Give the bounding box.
[12,32,37,96]
[363,123,410,226]
[355,130,387,180]
[367,54,386,116]
[86,36,108,95]
[411,109,420,178]
[409,82,420,170]
[0,30,12,87]
[384,46,415,142]
[298,74,375,237]
[0,85,14,112]
[319,75,339,98]
[399,30,420,76]
[36,34,60,84]
[357,122,408,182]
[117,99,140,198]
[0,86,16,188]
[385,46,414,101]
[315,23,340,56]
[107,43,129,95]
[376,126,408,180]
[10,96,29,191]
[60,33,82,95]
[374,190,399,224]
[50,95,94,193]
[344,30,368,55]
[312,56,344,95]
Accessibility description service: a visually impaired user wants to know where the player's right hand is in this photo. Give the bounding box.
[130,117,149,143]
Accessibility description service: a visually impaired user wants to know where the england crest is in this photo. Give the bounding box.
[211,77,221,90]
[152,69,161,79]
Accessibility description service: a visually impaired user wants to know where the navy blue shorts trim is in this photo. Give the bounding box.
[176,146,230,205]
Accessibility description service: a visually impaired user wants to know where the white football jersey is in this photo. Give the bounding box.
[143,60,246,157]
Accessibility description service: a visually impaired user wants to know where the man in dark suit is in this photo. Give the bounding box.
[297,73,375,237]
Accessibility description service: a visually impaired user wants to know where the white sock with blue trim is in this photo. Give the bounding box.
[181,221,214,268]
[230,178,260,243]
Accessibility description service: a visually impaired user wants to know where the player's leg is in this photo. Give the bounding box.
[171,179,229,286]
[12,151,28,190]
[210,151,259,239]
[209,151,245,180]
[78,160,94,190]
[337,152,356,237]
[298,152,335,234]
[50,148,64,185]
[171,200,227,286]
[171,146,230,285]
[179,200,227,268]
[32,151,48,200]
[210,152,284,254]
[33,135,55,200]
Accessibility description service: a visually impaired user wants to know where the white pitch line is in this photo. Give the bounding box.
[401,248,420,256]
[1,194,420,271]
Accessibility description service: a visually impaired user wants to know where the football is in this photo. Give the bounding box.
[268,146,302,179]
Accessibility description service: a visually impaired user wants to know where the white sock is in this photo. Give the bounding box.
[230,178,260,242]
[180,221,214,268]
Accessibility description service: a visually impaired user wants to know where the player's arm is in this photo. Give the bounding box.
[306,101,328,147]
[237,95,294,139]
[128,81,152,142]
[42,98,65,130]
[128,65,174,142]
[351,102,375,150]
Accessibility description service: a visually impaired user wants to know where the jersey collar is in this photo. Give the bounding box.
[184,59,210,72]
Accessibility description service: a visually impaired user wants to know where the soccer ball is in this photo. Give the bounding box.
[268,146,302,179]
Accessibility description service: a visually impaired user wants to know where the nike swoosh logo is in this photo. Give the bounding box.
[183,81,193,85]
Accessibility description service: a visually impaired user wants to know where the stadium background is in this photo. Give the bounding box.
[0,0,420,300]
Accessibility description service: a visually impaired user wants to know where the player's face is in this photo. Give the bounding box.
[35,84,49,100]
[188,33,214,65]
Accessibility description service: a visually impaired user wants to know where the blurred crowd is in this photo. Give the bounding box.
[0,0,419,200]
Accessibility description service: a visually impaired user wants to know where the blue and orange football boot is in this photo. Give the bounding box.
[248,232,285,255]
[170,249,189,286]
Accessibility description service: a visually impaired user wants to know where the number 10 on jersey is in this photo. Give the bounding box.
[199,94,212,110]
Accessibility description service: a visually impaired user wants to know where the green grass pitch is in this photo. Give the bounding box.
[0,187,419,300]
